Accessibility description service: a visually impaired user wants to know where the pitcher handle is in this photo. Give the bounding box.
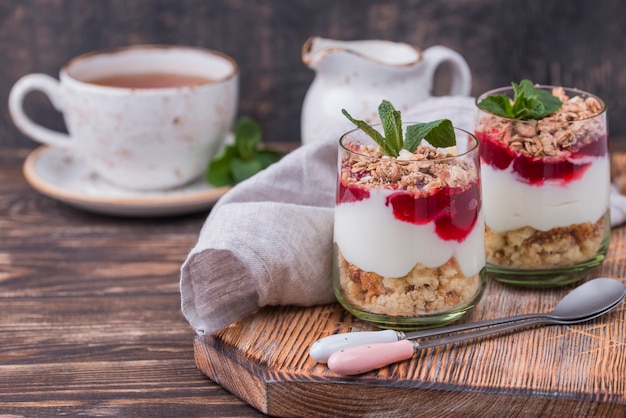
[8,73,73,148]
[422,46,472,96]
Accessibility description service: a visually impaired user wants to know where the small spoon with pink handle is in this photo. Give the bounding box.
[311,277,625,363]
[319,277,626,375]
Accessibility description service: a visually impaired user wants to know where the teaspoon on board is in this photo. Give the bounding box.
[311,277,626,368]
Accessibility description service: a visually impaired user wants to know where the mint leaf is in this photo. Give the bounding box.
[534,88,562,116]
[423,119,456,148]
[341,109,394,156]
[235,116,261,160]
[256,149,283,168]
[513,79,536,99]
[379,100,403,155]
[405,119,455,152]
[476,95,514,118]
[205,116,283,186]
[477,79,562,120]
[342,100,456,156]
[513,97,544,120]
[206,145,237,186]
[231,157,263,183]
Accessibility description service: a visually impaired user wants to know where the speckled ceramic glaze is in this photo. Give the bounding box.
[300,37,471,145]
[9,45,239,191]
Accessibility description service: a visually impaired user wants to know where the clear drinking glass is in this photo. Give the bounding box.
[333,124,486,330]
[475,86,610,287]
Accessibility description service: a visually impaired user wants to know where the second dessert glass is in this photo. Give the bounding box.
[475,85,610,287]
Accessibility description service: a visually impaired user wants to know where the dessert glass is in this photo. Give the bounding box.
[333,124,486,330]
[475,86,610,287]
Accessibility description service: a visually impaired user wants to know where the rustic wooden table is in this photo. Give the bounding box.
[0,148,265,416]
[2,144,625,417]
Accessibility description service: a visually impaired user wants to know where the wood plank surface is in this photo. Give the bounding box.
[194,217,626,416]
[3,141,626,417]
[0,148,264,416]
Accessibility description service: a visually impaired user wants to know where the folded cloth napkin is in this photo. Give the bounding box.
[180,96,626,336]
[179,136,338,335]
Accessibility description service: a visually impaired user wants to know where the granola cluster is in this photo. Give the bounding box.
[337,250,482,316]
[476,87,605,158]
[485,213,608,269]
[341,142,478,192]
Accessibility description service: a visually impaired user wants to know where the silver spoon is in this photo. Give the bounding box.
[311,277,626,366]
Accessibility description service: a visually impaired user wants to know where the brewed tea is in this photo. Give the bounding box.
[88,72,214,88]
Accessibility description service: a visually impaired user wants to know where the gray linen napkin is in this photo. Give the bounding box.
[180,96,626,336]
[179,135,338,335]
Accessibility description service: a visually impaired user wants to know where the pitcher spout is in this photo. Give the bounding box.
[302,36,422,70]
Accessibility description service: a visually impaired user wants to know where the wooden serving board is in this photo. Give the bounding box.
[194,226,626,417]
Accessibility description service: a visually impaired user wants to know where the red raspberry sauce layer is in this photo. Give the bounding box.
[476,130,607,185]
[338,180,481,242]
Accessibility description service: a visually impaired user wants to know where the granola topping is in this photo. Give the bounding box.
[341,142,478,193]
[476,87,606,160]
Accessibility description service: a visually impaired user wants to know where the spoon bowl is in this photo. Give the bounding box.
[550,277,626,318]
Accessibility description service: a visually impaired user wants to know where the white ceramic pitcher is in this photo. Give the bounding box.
[300,37,472,145]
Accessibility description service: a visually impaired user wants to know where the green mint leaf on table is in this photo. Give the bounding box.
[206,146,238,186]
[230,157,264,184]
[342,100,456,156]
[234,115,261,160]
[206,116,283,187]
[477,79,562,120]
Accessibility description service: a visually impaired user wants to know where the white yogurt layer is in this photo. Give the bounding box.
[334,187,485,278]
[481,156,610,233]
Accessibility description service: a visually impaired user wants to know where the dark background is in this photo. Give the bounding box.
[1,0,624,147]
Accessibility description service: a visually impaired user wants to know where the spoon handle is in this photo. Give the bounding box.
[327,340,415,375]
[327,317,559,375]
[309,329,400,363]
[310,313,539,363]
[416,317,552,350]
[403,313,538,340]
[418,302,626,350]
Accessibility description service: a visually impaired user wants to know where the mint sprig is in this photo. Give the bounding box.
[206,116,282,186]
[342,100,456,157]
[477,79,562,120]
[406,120,456,150]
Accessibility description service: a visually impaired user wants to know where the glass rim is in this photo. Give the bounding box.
[475,84,607,122]
[339,123,479,162]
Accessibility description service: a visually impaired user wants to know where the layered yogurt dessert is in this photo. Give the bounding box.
[475,83,609,283]
[334,106,485,327]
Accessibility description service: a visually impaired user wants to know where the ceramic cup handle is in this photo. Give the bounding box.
[9,73,72,148]
[422,45,472,96]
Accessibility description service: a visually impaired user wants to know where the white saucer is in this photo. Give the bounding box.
[23,146,230,217]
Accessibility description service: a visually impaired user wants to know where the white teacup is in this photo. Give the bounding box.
[9,45,239,191]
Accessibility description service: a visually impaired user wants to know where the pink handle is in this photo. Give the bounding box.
[326,340,415,375]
